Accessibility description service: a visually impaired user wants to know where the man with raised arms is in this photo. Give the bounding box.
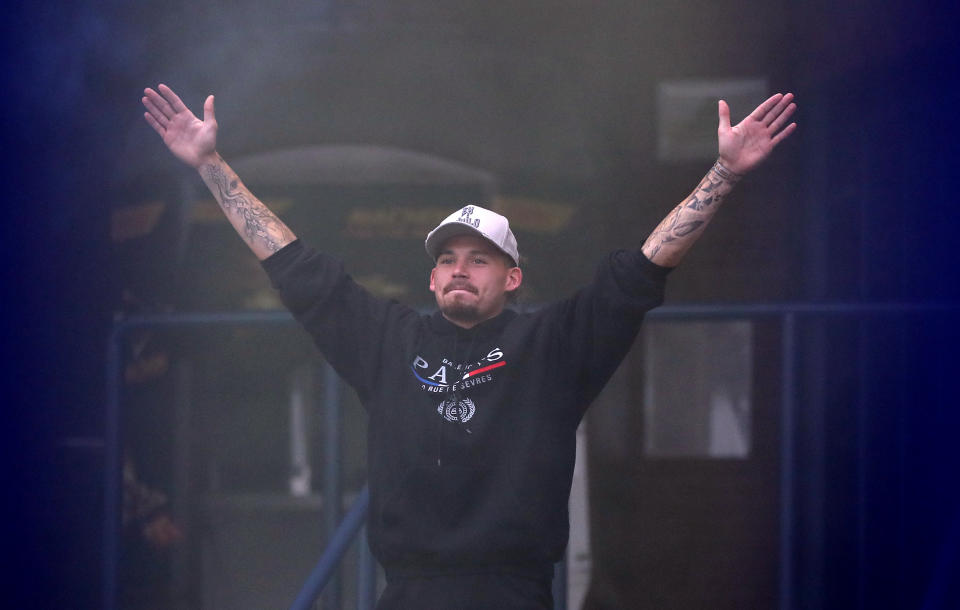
[143,83,795,609]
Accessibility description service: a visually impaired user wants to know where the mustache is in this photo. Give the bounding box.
[444,282,478,295]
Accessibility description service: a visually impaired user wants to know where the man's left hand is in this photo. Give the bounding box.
[718,92,797,175]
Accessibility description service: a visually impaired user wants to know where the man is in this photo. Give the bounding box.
[143,84,795,609]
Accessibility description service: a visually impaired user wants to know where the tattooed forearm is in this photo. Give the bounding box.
[200,161,296,258]
[641,159,740,267]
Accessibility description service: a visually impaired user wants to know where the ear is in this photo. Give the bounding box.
[429,267,438,293]
[505,267,522,292]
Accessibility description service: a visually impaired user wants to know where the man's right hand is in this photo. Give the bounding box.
[142,84,218,169]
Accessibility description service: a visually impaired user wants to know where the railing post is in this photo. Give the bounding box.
[553,557,567,610]
[103,325,123,610]
[357,525,377,610]
[324,362,343,610]
[779,312,797,610]
[170,359,194,601]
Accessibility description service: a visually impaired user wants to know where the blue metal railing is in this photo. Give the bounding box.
[103,302,954,610]
[104,312,296,610]
[289,485,371,610]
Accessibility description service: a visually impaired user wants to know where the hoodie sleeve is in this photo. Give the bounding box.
[261,240,417,401]
[604,248,671,311]
[545,248,670,411]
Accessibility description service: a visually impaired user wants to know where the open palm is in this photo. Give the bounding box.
[718,93,796,175]
[142,84,218,169]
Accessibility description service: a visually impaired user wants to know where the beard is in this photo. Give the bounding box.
[438,282,483,324]
[439,300,482,324]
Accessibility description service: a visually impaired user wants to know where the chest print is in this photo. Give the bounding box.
[409,347,507,422]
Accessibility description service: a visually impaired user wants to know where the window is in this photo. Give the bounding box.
[643,320,753,458]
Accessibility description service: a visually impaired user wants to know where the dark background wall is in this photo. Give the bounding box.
[4,1,958,607]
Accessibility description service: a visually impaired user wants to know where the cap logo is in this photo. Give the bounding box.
[458,206,480,228]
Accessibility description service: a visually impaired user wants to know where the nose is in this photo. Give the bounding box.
[452,258,469,277]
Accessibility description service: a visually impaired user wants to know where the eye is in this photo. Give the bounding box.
[473,257,488,265]
[438,256,454,265]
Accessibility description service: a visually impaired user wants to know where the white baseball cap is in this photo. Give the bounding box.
[425,205,520,266]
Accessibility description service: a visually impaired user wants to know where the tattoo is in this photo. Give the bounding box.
[712,159,743,183]
[684,173,730,211]
[642,160,739,265]
[674,220,705,236]
[202,164,292,253]
[685,192,712,211]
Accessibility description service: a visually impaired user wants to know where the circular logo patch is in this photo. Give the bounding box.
[438,397,476,423]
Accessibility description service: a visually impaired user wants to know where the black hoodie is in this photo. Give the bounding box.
[262,240,668,577]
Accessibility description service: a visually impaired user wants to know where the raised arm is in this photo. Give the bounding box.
[142,84,296,260]
[642,92,797,267]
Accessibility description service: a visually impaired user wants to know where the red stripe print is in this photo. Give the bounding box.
[462,361,506,379]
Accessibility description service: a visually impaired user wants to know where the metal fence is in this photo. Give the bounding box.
[103,301,953,610]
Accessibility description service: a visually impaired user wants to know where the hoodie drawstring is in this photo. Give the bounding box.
[437,330,478,467]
